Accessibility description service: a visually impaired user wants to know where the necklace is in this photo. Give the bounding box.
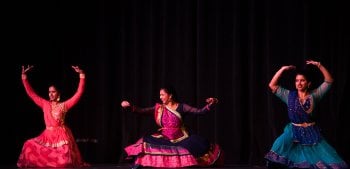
[298,96,312,114]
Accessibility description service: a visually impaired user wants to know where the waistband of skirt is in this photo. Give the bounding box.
[292,122,315,127]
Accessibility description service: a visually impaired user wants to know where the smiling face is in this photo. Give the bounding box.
[295,74,310,92]
[48,85,60,102]
[159,89,172,104]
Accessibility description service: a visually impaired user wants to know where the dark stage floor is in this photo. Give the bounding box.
[0,164,268,169]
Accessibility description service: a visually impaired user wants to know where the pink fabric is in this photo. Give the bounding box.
[17,76,88,168]
[125,138,192,156]
[196,144,223,166]
[124,138,144,156]
[125,103,223,167]
[125,138,198,167]
[159,105,184,140]
[135,154,198,168]
[154,103,187,141]
[21,77,85,128]
[17,133,88,168]
[126,142,223,168]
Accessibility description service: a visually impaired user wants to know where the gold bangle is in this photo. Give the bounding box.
[317,62,321,68]
[79,73,85,78]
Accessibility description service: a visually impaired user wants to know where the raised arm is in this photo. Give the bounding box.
[64,66,86,109]
[269,65,296,93]
[306,60,333,83]
[21,65,46,108]
[22,65,34,74]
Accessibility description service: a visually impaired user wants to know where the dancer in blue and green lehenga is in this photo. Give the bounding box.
[265,60,348,169]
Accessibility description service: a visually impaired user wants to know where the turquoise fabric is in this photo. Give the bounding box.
[265,123,348,168]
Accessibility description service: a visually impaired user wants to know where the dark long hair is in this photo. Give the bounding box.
[295,64,318,90]
[160,85,179,103]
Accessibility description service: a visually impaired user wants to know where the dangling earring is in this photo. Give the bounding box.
[306,84,311,92]
[56,96,60,102]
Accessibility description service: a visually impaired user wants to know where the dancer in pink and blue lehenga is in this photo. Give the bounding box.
[265,60,348,169]
[121,86,223,168]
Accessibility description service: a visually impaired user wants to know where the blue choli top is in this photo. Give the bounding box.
[275,82,332,145]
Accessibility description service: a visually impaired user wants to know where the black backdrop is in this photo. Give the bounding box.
[3,0,349,166]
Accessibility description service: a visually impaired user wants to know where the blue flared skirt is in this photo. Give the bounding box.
[265,123,348,168]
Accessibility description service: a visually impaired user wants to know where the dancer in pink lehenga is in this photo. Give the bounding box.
[121,85,224,168]
[17,65,89,168]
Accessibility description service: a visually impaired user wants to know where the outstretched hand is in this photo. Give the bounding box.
[72,65,84,74]
[22,65,34,74]
[206,97,219,105]
[306,60,321,67]
[121,101,131,108]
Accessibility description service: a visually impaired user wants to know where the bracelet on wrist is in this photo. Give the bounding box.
[79,73,85,78]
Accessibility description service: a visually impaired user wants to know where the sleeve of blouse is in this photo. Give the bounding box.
[132,106,155,115]
[22,77,45,108]
[312,81,332,101]
[274,86,289,104]
[64,75,85,110]
[182,103,211,115]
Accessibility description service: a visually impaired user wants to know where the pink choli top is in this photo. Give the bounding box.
[154,103,188,142]
[22,75,85,147]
